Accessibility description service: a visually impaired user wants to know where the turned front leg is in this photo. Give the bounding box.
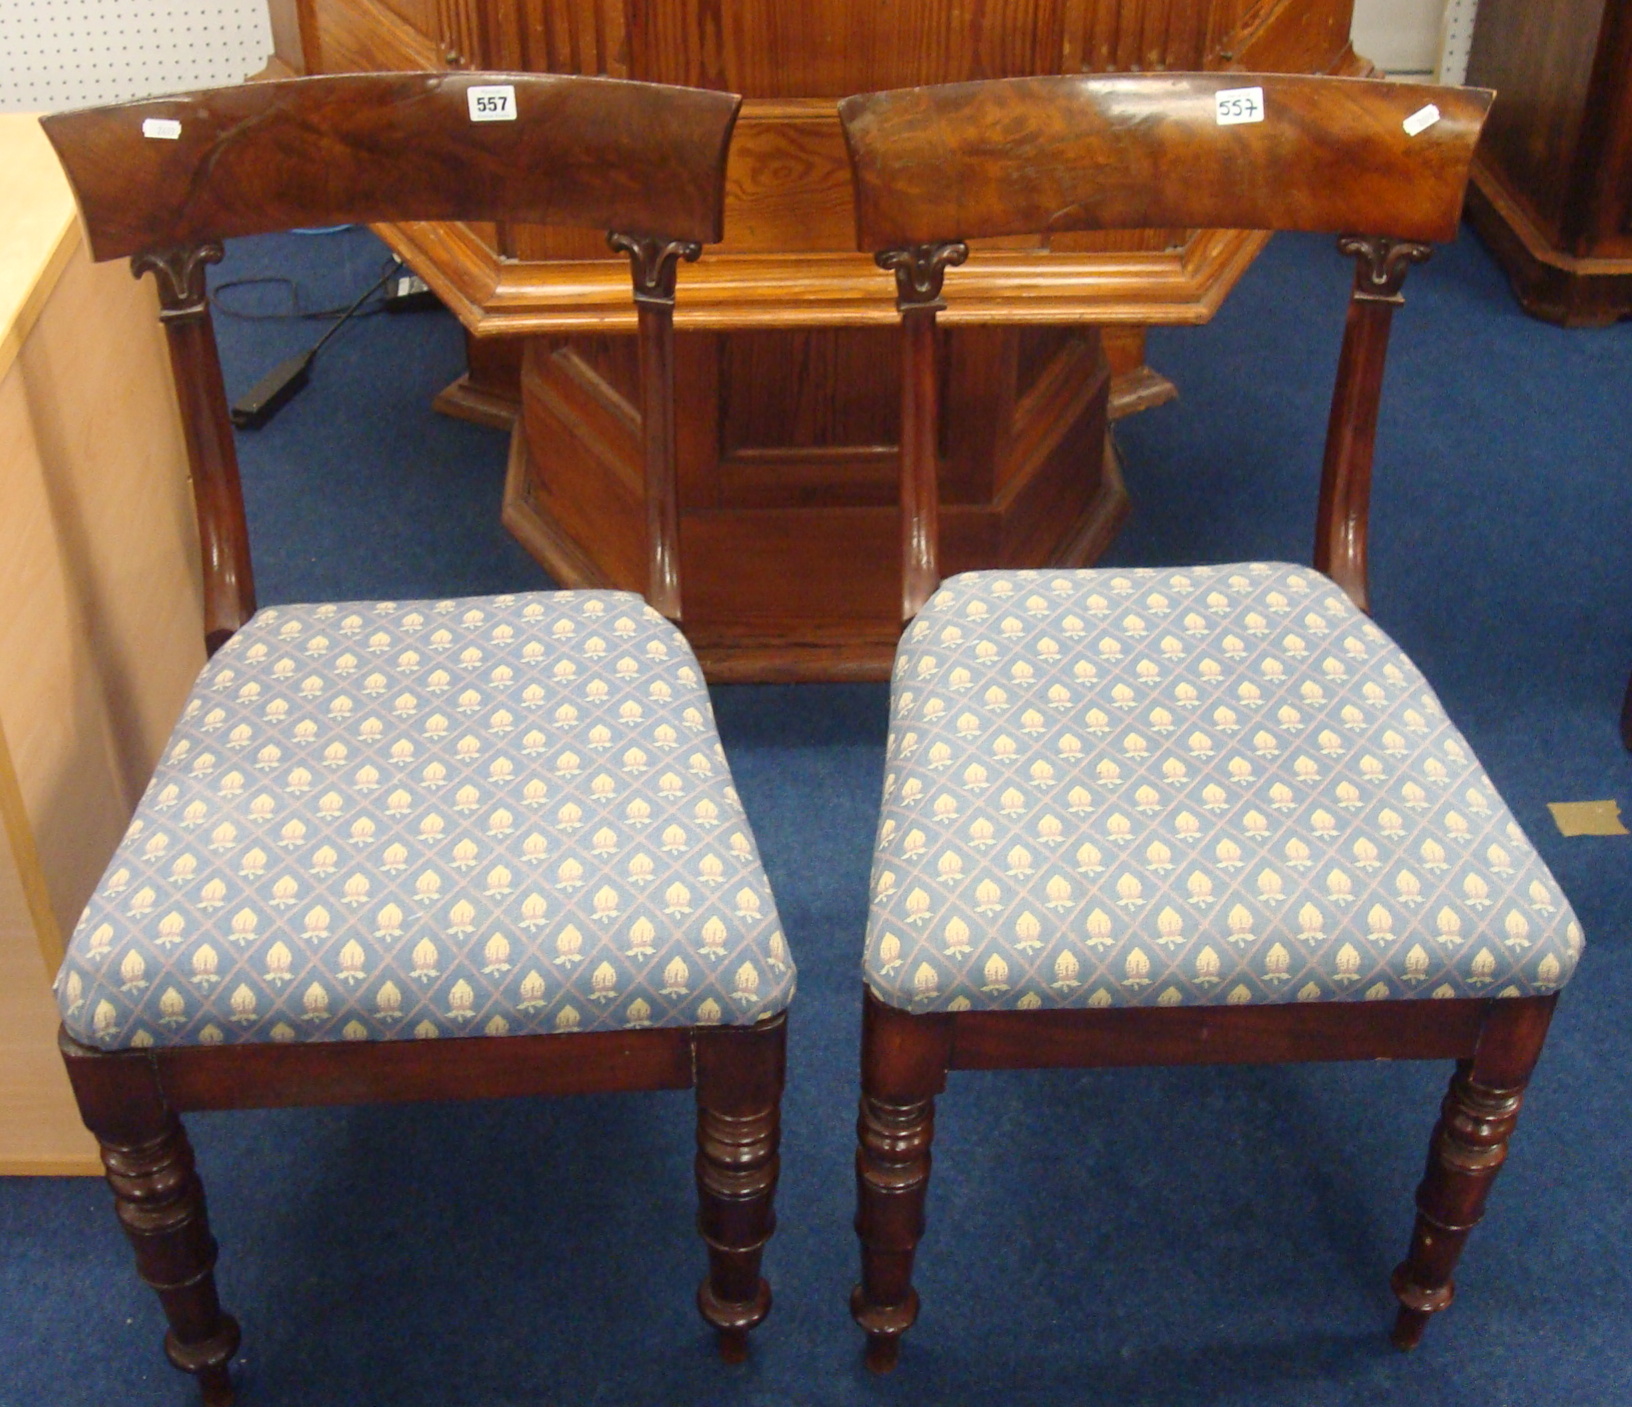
[693,1013,786,1361]
[61,1036,239,1405]
[1391,996,1556,1348]
[850,991,953,1371]
[852,1090,937,1371]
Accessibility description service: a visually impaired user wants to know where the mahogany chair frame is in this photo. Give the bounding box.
[839,73,1564,1370]
[43,74,787,1406]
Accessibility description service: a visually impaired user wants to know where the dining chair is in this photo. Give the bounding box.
[838,73,1582,1370]
[44,72,794,1404]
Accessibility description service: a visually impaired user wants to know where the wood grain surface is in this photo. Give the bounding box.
[841,73,1490,250]
[42,72,740,259]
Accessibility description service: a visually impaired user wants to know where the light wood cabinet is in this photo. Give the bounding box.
[0,115,205,1174]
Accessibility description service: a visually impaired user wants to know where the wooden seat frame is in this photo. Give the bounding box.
[839,73,1565,1370]
[42,73,787,1406]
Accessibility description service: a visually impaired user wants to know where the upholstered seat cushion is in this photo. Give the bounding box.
[865,564,1581,1013]
[58,591,795,1048]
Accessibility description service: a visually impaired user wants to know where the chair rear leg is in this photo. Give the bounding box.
[851,990,953,1372]
[60,1033,240,1405]
[693,1012,786,1362]
[1391,994,1557,1349]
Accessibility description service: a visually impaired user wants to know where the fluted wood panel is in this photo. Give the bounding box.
[631,0,1071,95]
[287,0,1354,91]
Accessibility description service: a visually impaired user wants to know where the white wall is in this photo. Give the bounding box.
[0,1,271,112]
[1351,0,1478,82]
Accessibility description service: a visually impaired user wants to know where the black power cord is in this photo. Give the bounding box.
[227,259,403,429]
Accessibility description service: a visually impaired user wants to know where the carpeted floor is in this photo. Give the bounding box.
[2,224,1628,1407]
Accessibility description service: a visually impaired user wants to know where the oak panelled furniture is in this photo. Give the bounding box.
[42,73,796,1405]
[840,74,1584,1370]
[1463,0,1632,326]
[265,0,1375,683]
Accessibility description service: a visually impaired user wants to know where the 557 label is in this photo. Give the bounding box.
[467,85,516,122]
[1215,86,1265,126]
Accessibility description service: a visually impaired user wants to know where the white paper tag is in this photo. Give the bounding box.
[1215,87,1265,126]
[1403,103,1441,137]
[467,85,516,123]
[141,117,182,140]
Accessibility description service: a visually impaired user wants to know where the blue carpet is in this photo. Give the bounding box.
[3,225,1629,1406]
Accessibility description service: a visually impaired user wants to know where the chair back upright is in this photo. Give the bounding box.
[43,72,742,650]
[838,74,1493,621]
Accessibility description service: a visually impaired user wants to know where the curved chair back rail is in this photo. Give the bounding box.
[840,73,1491,251]
[41,71,740,258]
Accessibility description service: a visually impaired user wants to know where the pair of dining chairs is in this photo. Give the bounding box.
[43,69,1581,1404]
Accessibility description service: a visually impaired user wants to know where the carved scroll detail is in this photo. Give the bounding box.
[1339,233,1432,304]
[608,231,702,307]
[131,242,225,321]
[877,242,970,310]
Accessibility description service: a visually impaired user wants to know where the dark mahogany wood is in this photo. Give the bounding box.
[840,75,1558,1368]
[693,1014,787,1359]
[852,992,951,1371]
[947,990,1488,1071]
[43,75,774,1405]
[609,232,701,621]
[61,1039,241,1407]
[133,243,256,652]
[852,988,1560,1368]
[95,1025,696,1112]
[840,75,1491,253]
[1390,995,1556,1347]
[878,242,968,622]
[41,73,739,259]
[1315,235,1432,612]
[60,1015,788,1401]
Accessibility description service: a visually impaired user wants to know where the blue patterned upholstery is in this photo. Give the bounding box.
[58,591,795,1048]
[865,564,1581,1013]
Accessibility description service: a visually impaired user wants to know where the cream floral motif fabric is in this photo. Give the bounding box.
[58,591,795,1049]
[866,564,1581,1013]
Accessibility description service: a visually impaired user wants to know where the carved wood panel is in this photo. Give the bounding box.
[296,0,1355,89]
[286,0,1362,678]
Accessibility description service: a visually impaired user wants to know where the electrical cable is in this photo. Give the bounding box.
[210,253,401,322]
[228,259,402,429]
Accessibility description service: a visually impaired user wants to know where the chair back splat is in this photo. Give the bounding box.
[43,73,740,647]
[839,74,1492,618]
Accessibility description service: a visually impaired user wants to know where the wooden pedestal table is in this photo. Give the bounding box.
[266,0,1370,680]
[387,223,1278,680]
[0,115,205,1174]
